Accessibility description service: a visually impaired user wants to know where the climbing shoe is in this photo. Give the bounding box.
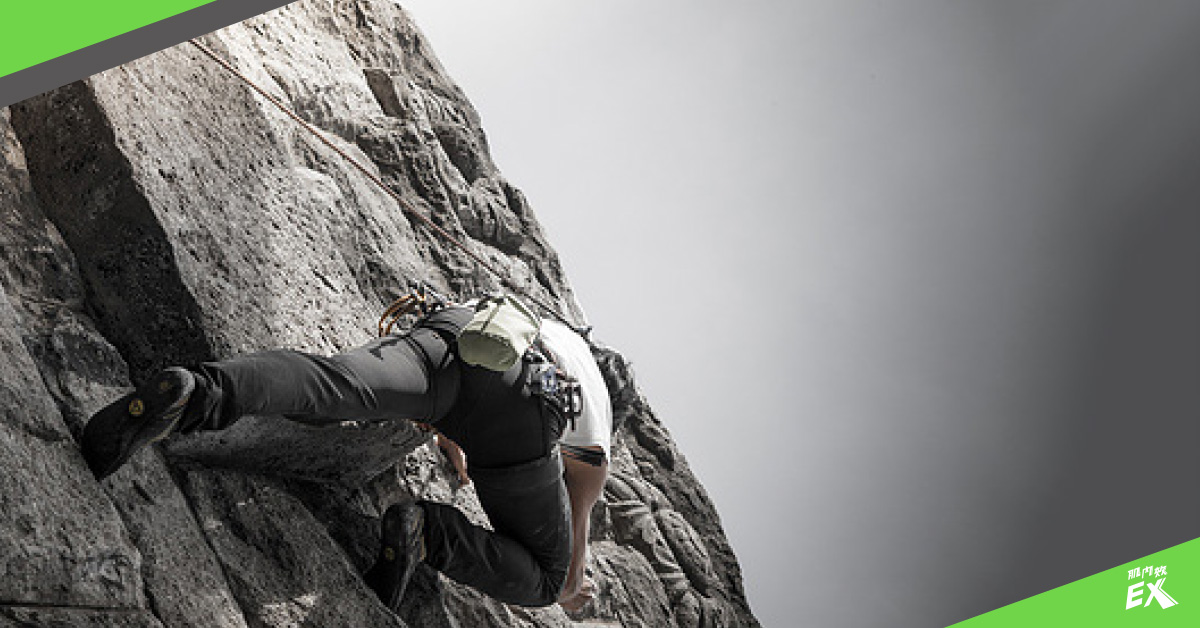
[364,502,426,612]
[81,367,196,480]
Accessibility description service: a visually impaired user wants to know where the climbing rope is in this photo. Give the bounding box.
[186,38,578,330]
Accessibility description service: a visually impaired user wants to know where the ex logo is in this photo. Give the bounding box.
[1126,578,1179,610]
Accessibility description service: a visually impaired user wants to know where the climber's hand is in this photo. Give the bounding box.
[558,575,597,613]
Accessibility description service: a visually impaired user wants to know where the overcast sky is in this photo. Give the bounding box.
[399,2,1200,627]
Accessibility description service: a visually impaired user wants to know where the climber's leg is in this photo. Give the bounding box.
[183,328,459,431]
[81,367,196,480]
[81,328,457,479]
[365,501,427,611]
[418,453,572,607]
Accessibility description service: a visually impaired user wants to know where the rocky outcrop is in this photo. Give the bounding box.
[0,2,759,627]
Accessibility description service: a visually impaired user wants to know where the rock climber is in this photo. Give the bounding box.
[78,295,611,613]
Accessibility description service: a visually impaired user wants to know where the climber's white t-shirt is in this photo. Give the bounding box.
[538,320,612,455]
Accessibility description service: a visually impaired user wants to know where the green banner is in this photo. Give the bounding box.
[0,0,217,79]
[952,538,1198,627]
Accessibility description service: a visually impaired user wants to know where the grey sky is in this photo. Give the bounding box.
[400,2,1200,626]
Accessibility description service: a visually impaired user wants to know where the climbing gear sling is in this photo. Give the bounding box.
[377,282,448,337]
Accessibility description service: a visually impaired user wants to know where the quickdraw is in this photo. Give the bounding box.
[377,283,450,337]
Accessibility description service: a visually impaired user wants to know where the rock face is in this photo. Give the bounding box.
[0,2,759,627]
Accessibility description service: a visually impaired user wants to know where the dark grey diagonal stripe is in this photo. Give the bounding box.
[0,0,297,109]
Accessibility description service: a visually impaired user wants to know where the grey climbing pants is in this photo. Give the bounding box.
[185,327,571,607]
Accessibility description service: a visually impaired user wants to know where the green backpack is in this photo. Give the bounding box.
[457,294,543,372]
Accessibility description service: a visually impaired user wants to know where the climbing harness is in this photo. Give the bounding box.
[408,298,584,431]
[398,304,579,465]
[382,287,582,429]
[186,38,582,333]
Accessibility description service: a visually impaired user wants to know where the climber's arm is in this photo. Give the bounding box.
[558,446,608,611]
[416,423,471,486]
[434,432,471,486]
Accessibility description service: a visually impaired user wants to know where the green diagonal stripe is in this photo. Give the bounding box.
[951,538,1199,627]
[0,0,218,79]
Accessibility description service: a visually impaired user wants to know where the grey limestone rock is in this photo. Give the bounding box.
[1,107,250,628]
[0,607,164,628]
[0,2,760,626]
